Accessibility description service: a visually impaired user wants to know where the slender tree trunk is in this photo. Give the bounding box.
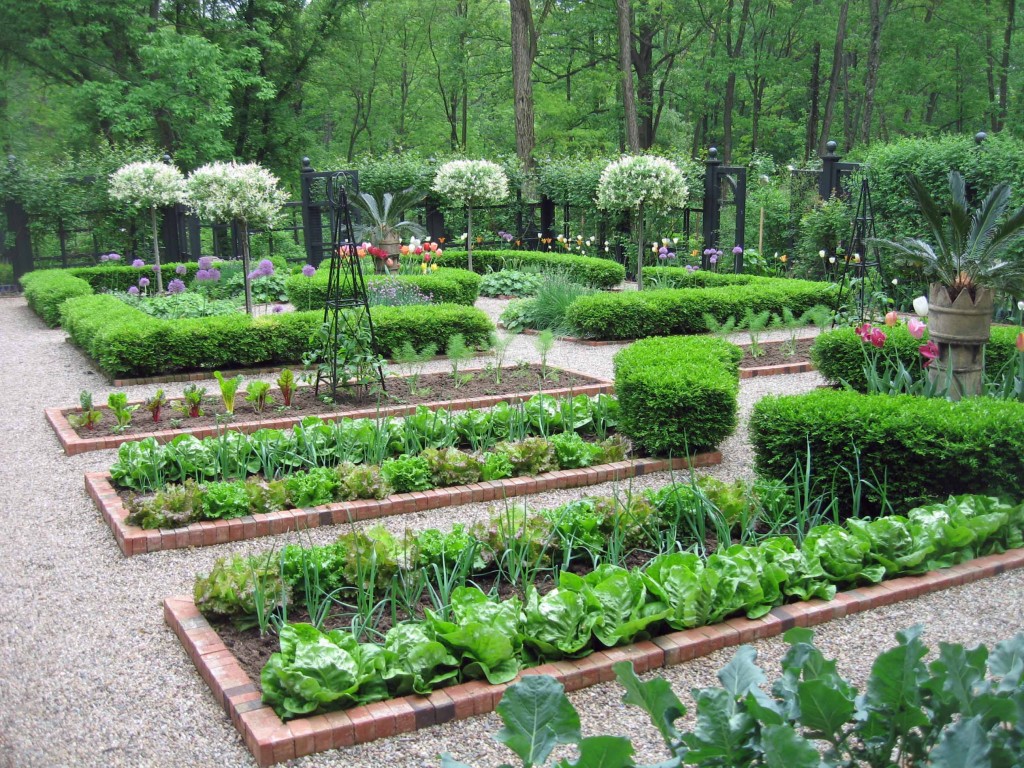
[466,205,473,273]
[615,0,640,152]
[998,0,1015,130]
[509,0,537,172]
[635,205,644,290]
[861,0,888,145]
[150,208,163,293]
[806,36,821,160]
[240,221,253,316]
[818,0,849,154]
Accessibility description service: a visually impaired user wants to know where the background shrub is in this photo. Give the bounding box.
[284,268,481,310]
[812,324,1021,391]
[68,262,202,293]
[59,295,493,378]
[433,249,625,289]
[614,336,741,455]
[20,270,93,326]
[643,268,756,289]
[750,389,1024,516]
[566,278,836,340]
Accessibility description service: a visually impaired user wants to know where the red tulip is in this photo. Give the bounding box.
[869,328,887,348]
[920,340,940,367]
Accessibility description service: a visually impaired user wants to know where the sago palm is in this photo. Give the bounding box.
[874,170,1024,301]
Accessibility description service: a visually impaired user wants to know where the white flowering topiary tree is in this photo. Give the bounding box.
[108,161,187,293]
[432,160,509,271]
[186,161,287,315]
[596,155,688,289]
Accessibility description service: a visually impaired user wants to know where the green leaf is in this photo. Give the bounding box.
[928,715,992,768]
[797,678,855,742]
[439,754,475,768]
[496,675,582,768]
[761,724,821,768]
[563,735,636,768]
[614,660,685,747]
[717,646,765,697]
[989,633,1024,691]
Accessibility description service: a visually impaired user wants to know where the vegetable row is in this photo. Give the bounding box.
[112,392,620,494]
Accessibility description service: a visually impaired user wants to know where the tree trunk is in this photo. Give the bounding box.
[818,0,849,154]
[635,204,644,290]
[997,0,1015,130]
[806,37,821,161]
[150,207,163,293]
[240,221,253,316]
[861,0,888,145]
[466,204,474,273]
[509,0,537,172]
[615,0,640,152]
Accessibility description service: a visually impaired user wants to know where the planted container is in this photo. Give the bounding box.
[926,282,993,399]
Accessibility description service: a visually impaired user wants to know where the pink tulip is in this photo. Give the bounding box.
[884,311,899,327]
[920,340,940,367]
[869,328,887,348]
[1016,331,1024,353]
[907,318,926,339]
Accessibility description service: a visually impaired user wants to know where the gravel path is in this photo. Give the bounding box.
[0,294,1021,768]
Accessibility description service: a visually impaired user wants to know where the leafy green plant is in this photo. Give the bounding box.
[176,384,206,418]
[481,451,515,481]
[213,371,243,415]
[535,329,555,381]
[740,307,773,358]
[479,269,544,297]
[490,332,515,385]
[393,341,438,397]
[549,431,598,469]
[703,312,738,340]
[421,447,482,487]
[200,480,251,520]
[144,389,168,423]
[107,392,138,433]
[245,381,274,414]
[285,466,340,507]
[446,333,475,389]
[381,455,434,493]
[68,407,103,431]
[276,369,296,407]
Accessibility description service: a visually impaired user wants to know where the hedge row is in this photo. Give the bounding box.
[433,249,625,289]
[284,268,481,310]
[750,389,1024,516]
[67,263,203,293]
[20,270,93,327]
[59,294,494,378]
[644,268,756,289]
[566,279,836,340]
[812,324,1023,391]
[614,336,741,456]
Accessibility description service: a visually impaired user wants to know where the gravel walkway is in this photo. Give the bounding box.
[0,294,1021,767]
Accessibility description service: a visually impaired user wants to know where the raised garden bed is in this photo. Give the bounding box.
[88,453,720,555]
[48,365,611,455]
[164,546,1024,766]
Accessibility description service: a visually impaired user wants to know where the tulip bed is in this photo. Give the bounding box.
[433,249,626,289]
[284,267,481,310]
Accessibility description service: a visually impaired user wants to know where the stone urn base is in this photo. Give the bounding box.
[926,282,993,400]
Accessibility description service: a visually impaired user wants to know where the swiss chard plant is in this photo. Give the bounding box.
[245,381,274,414]
[145,389,168,423]
[276,369,296,407]
[213,371,243,415]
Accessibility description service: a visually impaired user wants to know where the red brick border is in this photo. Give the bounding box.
[90,452,721,556]
[47,368,613,455]
[739,361,815,378]
[164,546,1024,766]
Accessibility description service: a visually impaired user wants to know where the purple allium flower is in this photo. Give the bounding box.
[685,265,698,272]
[175,264,188,275]
[709,253,718,264]
[732,245,743,255]
[138,277,150,288]
[272,305,284,314]
[209,268,221,281]
[132,259,145,268]
[99,253,110,262]
[127,286,140,296]
[301,264,316,277]
[258,259,274,271]
[198,256,214,270]
[108,253,121,261]
[151,263,160,272]
[196,268,220,282]
[667,252,676,259]
[167,279,186,294]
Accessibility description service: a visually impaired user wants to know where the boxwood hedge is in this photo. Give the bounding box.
[59,294,494,378]
[566,278,836,340]
[433,249,625,289]
[20,270,94,327]
[812,324,1023,391]
[67,263,202,293]
[284,268,481,310]
[614,336,742,456]
[750,389,1024,516]
[643,268,756,289]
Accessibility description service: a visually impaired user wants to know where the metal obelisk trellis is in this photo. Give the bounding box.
[314,173,386,399]
[833,177,885,323]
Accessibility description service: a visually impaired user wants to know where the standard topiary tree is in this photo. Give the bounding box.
[596,155,688,290]
[185,161,287,315]
[432,160,509,272]
[108,160,186,293]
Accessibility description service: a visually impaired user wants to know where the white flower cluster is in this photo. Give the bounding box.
[108,161,186,210]
[185,161,288,228]
[432,160,509,206]
[596,155,688,212]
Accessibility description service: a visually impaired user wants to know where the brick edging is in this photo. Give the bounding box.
[47,368,613,455]
[739,361,815,378]
[90,452,721,556]
[164,546,1024,766]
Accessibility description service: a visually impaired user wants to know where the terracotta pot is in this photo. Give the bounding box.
[926,282,993,399]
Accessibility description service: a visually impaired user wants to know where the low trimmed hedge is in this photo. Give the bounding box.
[812,324,1023,391]
[566,278,836,340]
[284,268,481,310]
[20,270,94,327]
[644,268,756,289]
[434,249,625,289]
[614,336,741,455]
[68,263,202,293]
[60,295,494,378]
[750,389,1024,516]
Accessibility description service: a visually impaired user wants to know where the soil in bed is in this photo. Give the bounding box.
[737,337,813,369]
[74,364,603,439]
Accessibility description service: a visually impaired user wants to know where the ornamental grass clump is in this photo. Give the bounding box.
[108,161,186,293]
[432,160,509,272]
[596,155,688,289]
[185,162,287,315]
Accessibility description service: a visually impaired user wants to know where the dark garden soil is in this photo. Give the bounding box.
[737,337,814,369]
[73,364,604,439]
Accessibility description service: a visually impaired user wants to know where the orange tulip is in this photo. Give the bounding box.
[885,311,899,327]
[1017,331,1024,352]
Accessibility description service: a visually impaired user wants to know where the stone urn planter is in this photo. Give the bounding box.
[375,236,401,274]
[926,282,993,399]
